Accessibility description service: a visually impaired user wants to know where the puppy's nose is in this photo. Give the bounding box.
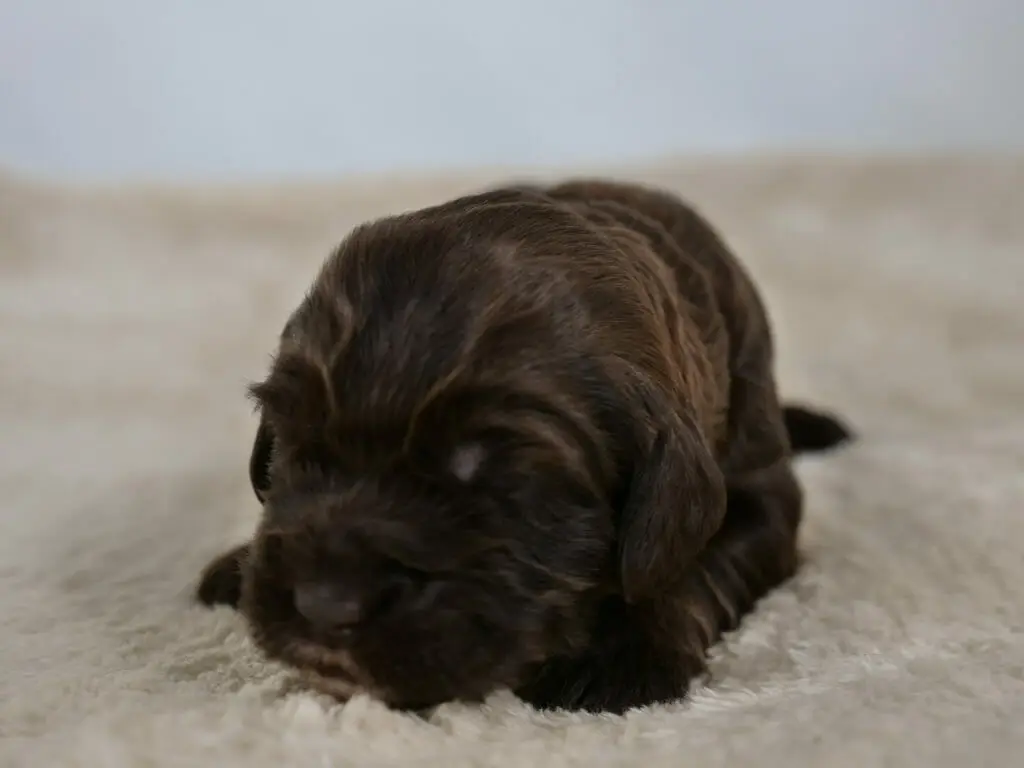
[293,568,417,632]
[293,581,367,630]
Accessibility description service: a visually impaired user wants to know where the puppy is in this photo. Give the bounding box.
[196,179,852,714]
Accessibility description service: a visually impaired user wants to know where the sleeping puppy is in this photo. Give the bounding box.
[195,179,852,714]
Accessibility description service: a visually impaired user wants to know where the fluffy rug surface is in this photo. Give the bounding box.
[1,157,1022,767]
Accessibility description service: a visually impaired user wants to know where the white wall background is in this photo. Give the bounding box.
[1,0,1022,182]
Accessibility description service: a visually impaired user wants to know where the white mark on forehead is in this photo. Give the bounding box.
[450,442,485,482]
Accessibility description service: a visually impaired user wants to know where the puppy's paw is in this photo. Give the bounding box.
[195,543,250,609]
[516,601,703,714]
[517,647,701,715]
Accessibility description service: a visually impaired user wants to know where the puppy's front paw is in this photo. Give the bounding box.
[195,543,250,609]
[515,600,703,714]
[517,646,701,715]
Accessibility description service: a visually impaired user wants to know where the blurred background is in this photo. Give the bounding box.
[1,0,1022,183]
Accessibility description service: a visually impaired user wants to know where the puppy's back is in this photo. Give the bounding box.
[541,179,772,371]
[528,179,777,458]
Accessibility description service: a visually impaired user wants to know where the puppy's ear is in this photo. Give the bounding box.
[618,412,726,604]
[248,416,274,504]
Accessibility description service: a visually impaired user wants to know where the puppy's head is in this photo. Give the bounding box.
[237,198,622,708]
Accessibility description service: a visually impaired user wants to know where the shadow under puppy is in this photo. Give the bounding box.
[196,179,853,714]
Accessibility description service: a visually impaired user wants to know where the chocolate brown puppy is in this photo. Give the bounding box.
[196,179,852,714]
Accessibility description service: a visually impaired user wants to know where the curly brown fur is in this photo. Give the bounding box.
[195,178,853,714]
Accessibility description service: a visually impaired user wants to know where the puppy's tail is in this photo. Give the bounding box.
[783,404,854,455]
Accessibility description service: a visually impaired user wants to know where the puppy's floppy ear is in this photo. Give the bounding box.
[618,408,726,604]
[248,416,274,504]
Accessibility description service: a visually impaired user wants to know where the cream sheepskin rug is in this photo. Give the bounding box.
[1,156,1022,767]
